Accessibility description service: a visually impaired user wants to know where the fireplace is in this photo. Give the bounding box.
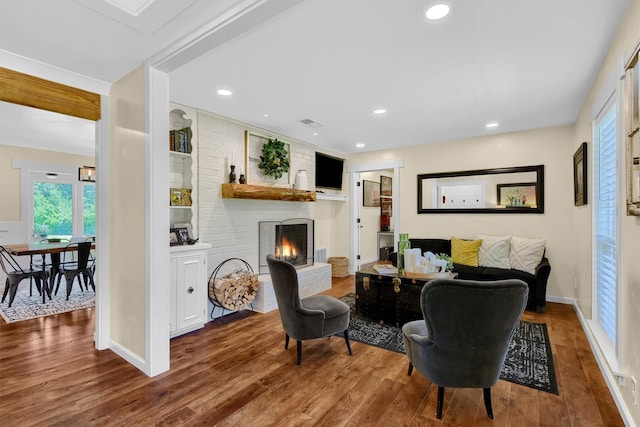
[259,218,314,274]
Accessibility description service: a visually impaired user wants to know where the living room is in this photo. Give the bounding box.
[1,0,639,425]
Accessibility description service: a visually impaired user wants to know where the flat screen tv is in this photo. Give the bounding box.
[315,152,344,190]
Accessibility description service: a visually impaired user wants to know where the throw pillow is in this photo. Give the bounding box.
[510,235,546,274]
[477,235,511,269]
[451,237,483,267]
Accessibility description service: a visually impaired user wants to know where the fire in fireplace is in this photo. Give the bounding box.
[259,218,314,274]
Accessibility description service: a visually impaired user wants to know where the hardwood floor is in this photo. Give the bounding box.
[0,276,624,426]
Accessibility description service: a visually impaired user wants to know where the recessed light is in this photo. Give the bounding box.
[263,113,269,117]
[217,88,233,96]
[485,122,499,129]
[373,108,387,115]
[313,132,318,136]
[356,142,366,149]
[425,4,450,20]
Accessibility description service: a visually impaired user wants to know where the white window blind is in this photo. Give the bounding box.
[594,104,617,344]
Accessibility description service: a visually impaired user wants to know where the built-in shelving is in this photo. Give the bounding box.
[221,183,316,202]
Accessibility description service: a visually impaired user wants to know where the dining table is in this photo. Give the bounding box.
[3,241,95,303]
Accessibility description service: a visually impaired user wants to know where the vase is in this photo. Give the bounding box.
[229,165,236,183]
[294,170,308,191]
[397,233,410,275]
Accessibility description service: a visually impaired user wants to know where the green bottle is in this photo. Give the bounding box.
[397,233,410,275]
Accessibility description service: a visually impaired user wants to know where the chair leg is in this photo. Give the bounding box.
[285,333,290,350]
[7,277,20,308]
[407,362,413,376]
[296,340,302,365]
[436,386,445,419]
[2,278,9,303]
[483,387,493,419]
[344,329,353,355]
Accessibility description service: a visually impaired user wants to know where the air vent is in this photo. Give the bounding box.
[300,118,324,128]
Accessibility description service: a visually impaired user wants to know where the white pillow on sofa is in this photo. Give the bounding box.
[477,235,511,269]
[510,235,546,274]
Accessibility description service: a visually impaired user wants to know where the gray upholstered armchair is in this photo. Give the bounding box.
[402,278,528,419]
[266,254,352,365]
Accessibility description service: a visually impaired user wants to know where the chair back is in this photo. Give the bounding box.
[61,241,93,269]
[418,278,528,388]
[0,246,25,274]
[266,254,303,332]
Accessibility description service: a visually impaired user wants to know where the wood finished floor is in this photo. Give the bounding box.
[0,276,624,426]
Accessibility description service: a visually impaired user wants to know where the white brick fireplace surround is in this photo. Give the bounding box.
[195,108,325,319]
[252,262,332,313]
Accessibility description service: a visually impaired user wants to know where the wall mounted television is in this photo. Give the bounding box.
[315,152,344,190]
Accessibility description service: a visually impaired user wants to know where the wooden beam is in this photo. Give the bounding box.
[0,67,101,121]
[221,183,316,202]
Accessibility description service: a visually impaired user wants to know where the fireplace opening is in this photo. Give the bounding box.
[259,218,314,274]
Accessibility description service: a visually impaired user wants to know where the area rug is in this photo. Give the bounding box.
[0,284,94,323]
[338,294,559,394]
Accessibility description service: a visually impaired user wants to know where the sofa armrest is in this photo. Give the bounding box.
[533,257,551,313]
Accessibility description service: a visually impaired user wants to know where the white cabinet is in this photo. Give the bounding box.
[169,243,211,337]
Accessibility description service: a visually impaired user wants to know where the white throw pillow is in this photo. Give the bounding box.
[510,236,546,274]
[477,235,511,269]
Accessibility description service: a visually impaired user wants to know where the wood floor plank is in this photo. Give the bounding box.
[0,274,626,426]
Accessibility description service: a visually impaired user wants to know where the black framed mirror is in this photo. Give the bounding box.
[417,165,544,214]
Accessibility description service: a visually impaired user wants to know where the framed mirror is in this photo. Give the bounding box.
[418,165,545,214]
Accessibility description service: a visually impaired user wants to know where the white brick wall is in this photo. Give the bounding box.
[196,111,319,320]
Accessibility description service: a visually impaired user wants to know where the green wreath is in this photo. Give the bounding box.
[257,138,290,179]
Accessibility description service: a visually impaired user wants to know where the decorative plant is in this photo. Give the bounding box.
[258,138,290,179]
[436,253,453,271]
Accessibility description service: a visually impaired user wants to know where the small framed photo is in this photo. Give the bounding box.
[175,227,190,243]
[169,229,181,246]
[170,188,192,206]
[573,142,588,206]
[363,180,380,207]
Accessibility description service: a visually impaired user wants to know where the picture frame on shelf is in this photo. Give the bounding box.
[175,227,190,243]
[573,142,588,206]
[363,180,380,207]
[169,229,181,246]
[170,188,192,206]
[173,223,192,240]
[497,182,537,208]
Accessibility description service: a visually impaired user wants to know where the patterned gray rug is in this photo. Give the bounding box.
[0,284,94,323]
[339,294,559,394]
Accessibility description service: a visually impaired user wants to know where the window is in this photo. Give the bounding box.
[591,84,621,372]
[29,170,95,239]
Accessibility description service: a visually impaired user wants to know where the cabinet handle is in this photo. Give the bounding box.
[187,286,194,294]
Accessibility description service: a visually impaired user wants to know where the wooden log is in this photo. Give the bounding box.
[221,183,316,202]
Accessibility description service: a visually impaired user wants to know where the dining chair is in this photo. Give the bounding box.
[54,241,95,300]
[29,237,70,296]
[1,245,50,307]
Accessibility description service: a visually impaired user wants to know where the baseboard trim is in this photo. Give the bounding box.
[109,340,147,375]
[546,294,574,305]
[573,302,634,427]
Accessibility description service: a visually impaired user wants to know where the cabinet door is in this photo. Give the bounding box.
[175,253,205,330]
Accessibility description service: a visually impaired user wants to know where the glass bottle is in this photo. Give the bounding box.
[397,233,410,276]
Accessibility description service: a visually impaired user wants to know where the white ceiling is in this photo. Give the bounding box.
[0,0,632,155]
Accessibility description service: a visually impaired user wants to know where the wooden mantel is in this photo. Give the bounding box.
[221,183,316,202]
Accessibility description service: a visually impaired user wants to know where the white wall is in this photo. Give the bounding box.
[347,125,576,301]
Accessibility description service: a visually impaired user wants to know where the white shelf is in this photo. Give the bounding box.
[316,193,347,201]
[169,150,191,158]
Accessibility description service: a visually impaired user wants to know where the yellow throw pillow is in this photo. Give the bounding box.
[451,237,483,267]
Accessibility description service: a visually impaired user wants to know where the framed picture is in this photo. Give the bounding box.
[169,229,181,246]
[363,180,380,207]
[245,131,291,186]
[380,175,392,197]
[497,182,537,208]
[170,188,192,206]
[175,227,190,243]
[573,142,588,206]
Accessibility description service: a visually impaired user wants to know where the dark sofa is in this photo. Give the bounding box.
[390,238,551,313]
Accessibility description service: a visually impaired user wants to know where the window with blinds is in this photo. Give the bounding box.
[594,103,617,345]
